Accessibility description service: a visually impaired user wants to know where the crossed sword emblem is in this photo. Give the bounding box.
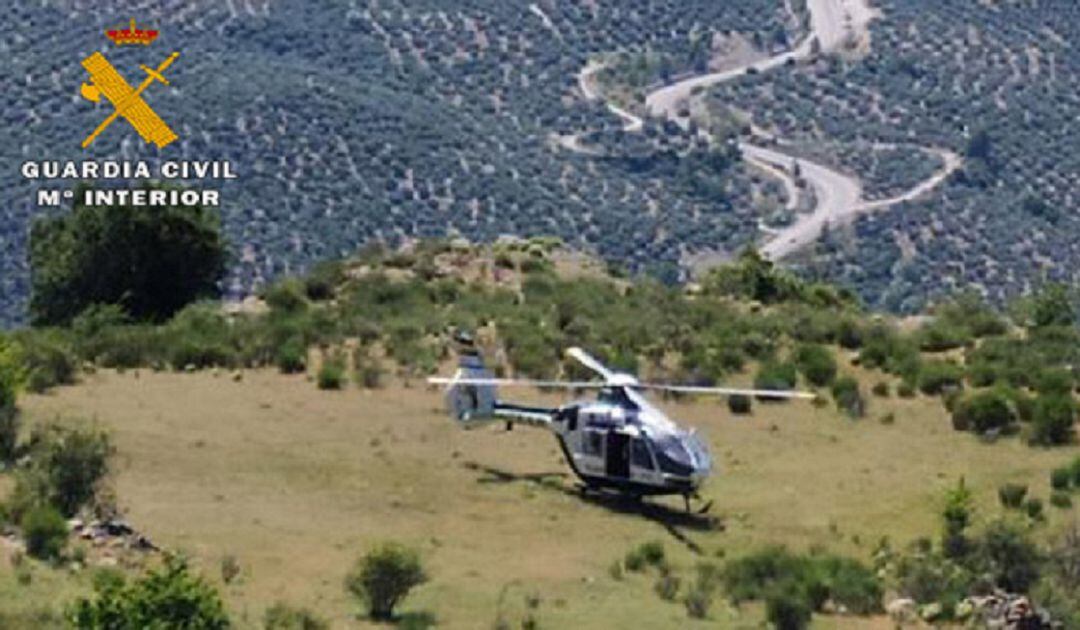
[80,51,180,149]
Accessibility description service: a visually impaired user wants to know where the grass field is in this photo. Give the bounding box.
[5,364,1079,628]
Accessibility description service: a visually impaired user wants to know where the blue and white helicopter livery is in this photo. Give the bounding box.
[429,340,813,511]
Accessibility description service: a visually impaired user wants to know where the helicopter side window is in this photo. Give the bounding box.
[583,430,604,456]
[631,439,654,470]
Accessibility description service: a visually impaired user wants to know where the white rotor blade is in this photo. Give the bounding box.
[427,377,607,389]
[637,383,816,399]
[565,347,616,381]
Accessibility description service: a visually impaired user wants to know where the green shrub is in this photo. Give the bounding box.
[265,279,310,315]
[21,505,68,560]
[871,382,890,397]
[275,338,307,374]
[625,541,666,572]
[1071,458,1080,486]
[344,542,427,620]
[765,586,812,630]
[952,391,1015,434]
[998,483,1028,509]
[303,261,346,302]
[720,547,881,614]
[684,586,711,619]
[69,556,230,628]
[897,382,916,398]
[973,520,1043,593]
[1024,497,1044,521]
[918,361,965,396]
[0,404,19,465]
[754,361,798,400]
[1050,491,1073,510]
[263,602,329,630]
[317,355,346,391]
[1030,395,1076,446]
[831,377,865,418]
[727,394,751,415]
[794,345,836,387]
[17,332,78,393]
[918,322,972,352]
[1036,369,1075,396]
[1051,468,1072,491]
[12,424,112,518]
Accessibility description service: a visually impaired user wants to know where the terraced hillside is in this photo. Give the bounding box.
[707,0,1080,312]
[1,0,798,325]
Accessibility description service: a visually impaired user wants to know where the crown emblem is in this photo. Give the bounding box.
[106,18,159,46]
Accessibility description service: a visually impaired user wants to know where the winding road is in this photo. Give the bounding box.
[572,0,962,261]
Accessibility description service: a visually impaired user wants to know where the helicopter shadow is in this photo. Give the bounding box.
[462,462,722,553]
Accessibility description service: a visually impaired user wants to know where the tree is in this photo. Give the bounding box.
[0,334,23,464]
[69,556,230,629]
[1030,283,1076,329]
[29,184,228,326]
[344,542,428,620]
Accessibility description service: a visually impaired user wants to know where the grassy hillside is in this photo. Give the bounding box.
[2,240,1079,627]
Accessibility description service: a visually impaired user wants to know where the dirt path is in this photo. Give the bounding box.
[569,0,961,261]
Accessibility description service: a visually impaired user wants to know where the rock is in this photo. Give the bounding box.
[231,370,243,382]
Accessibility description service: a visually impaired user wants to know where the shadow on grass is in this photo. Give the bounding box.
[462,461,722,553]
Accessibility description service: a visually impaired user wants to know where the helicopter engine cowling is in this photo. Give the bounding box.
[445,352,497,427]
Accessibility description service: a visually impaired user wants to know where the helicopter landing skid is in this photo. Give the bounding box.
[684,493,713,515]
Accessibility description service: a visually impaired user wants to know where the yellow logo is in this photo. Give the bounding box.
[79,20,179,150]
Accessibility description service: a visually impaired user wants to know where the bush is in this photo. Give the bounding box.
[1036,369,1075,396]
[871,382,890,397]
[344,542,428,620]
[794,345,836,387]
[918,321,971,352]
[897,381,916,398]
[303,261,345,302]
[1024,497,1044,521]
[69,556,230,628]
[625,541,666,572]
[973,520,1043,593]
[998,483,1028,509]
[918,361,965,396]
[1051,468,1072,491]
[727,394,751,415]
[765,586,812,630]
[12,424,112,518]
[1050,491,1072,510]
[721,547,881,614]
[1030,395,1076,446]
[754,361,798,400]
[276,338,307,374]
[317,355,346,391]
[0,404,18,466]
[831,377,865,418]
[952,391,1015,435]
[21,505,68,560]
[684,586,711,619]
[264,602,329,630]
[17,332,78,392]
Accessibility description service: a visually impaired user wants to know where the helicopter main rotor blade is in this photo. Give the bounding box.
[427,377,608,389]
[635,383,816,399]
[565,347,617,381]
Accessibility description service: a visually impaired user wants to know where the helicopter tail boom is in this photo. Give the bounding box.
[438,352,555,429]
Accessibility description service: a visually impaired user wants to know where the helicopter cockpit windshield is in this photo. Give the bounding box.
[651,430,711,477]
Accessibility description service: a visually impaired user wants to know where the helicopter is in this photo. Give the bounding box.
[428,337,813,512]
